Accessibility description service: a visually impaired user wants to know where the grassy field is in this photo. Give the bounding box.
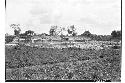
[5,41,121,81]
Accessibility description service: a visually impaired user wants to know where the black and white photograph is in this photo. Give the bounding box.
[5,0,122,82]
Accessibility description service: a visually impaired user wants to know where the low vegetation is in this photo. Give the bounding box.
[5,42,121,81]
[5,24,121,81]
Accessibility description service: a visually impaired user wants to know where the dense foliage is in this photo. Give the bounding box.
[111,30,121,40]
[80,31,92,37]
[80,30,122,41]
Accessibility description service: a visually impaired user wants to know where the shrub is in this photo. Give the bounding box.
[5,36,15,43]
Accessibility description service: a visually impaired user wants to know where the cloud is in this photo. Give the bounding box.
[6,0,121,35]
[28,0,121,25]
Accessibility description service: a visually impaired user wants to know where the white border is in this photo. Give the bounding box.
[0,0,124,83]
[121,0,125,83]
[0,0,5,83]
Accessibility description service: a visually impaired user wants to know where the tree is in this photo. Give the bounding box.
[25,30,34,36]
[49,26,58,36]
[116,31,121,37]
[67,25,77,36]
[111,30,121,39]
[72,32,77,36]
[14,30,20,36]
[111,30,117,38]
[10,24,21,36]
[59,27,66,35]
[23,30,35,42]
[81,31,91,37]
[10,24,21,44]
[39,33,49,36]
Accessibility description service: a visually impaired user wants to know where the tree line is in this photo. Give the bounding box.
[5,24,121,43]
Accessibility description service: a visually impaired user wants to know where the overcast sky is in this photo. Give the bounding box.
[6,0,121,35]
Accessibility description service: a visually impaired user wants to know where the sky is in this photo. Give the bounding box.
[6,0,121,35]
